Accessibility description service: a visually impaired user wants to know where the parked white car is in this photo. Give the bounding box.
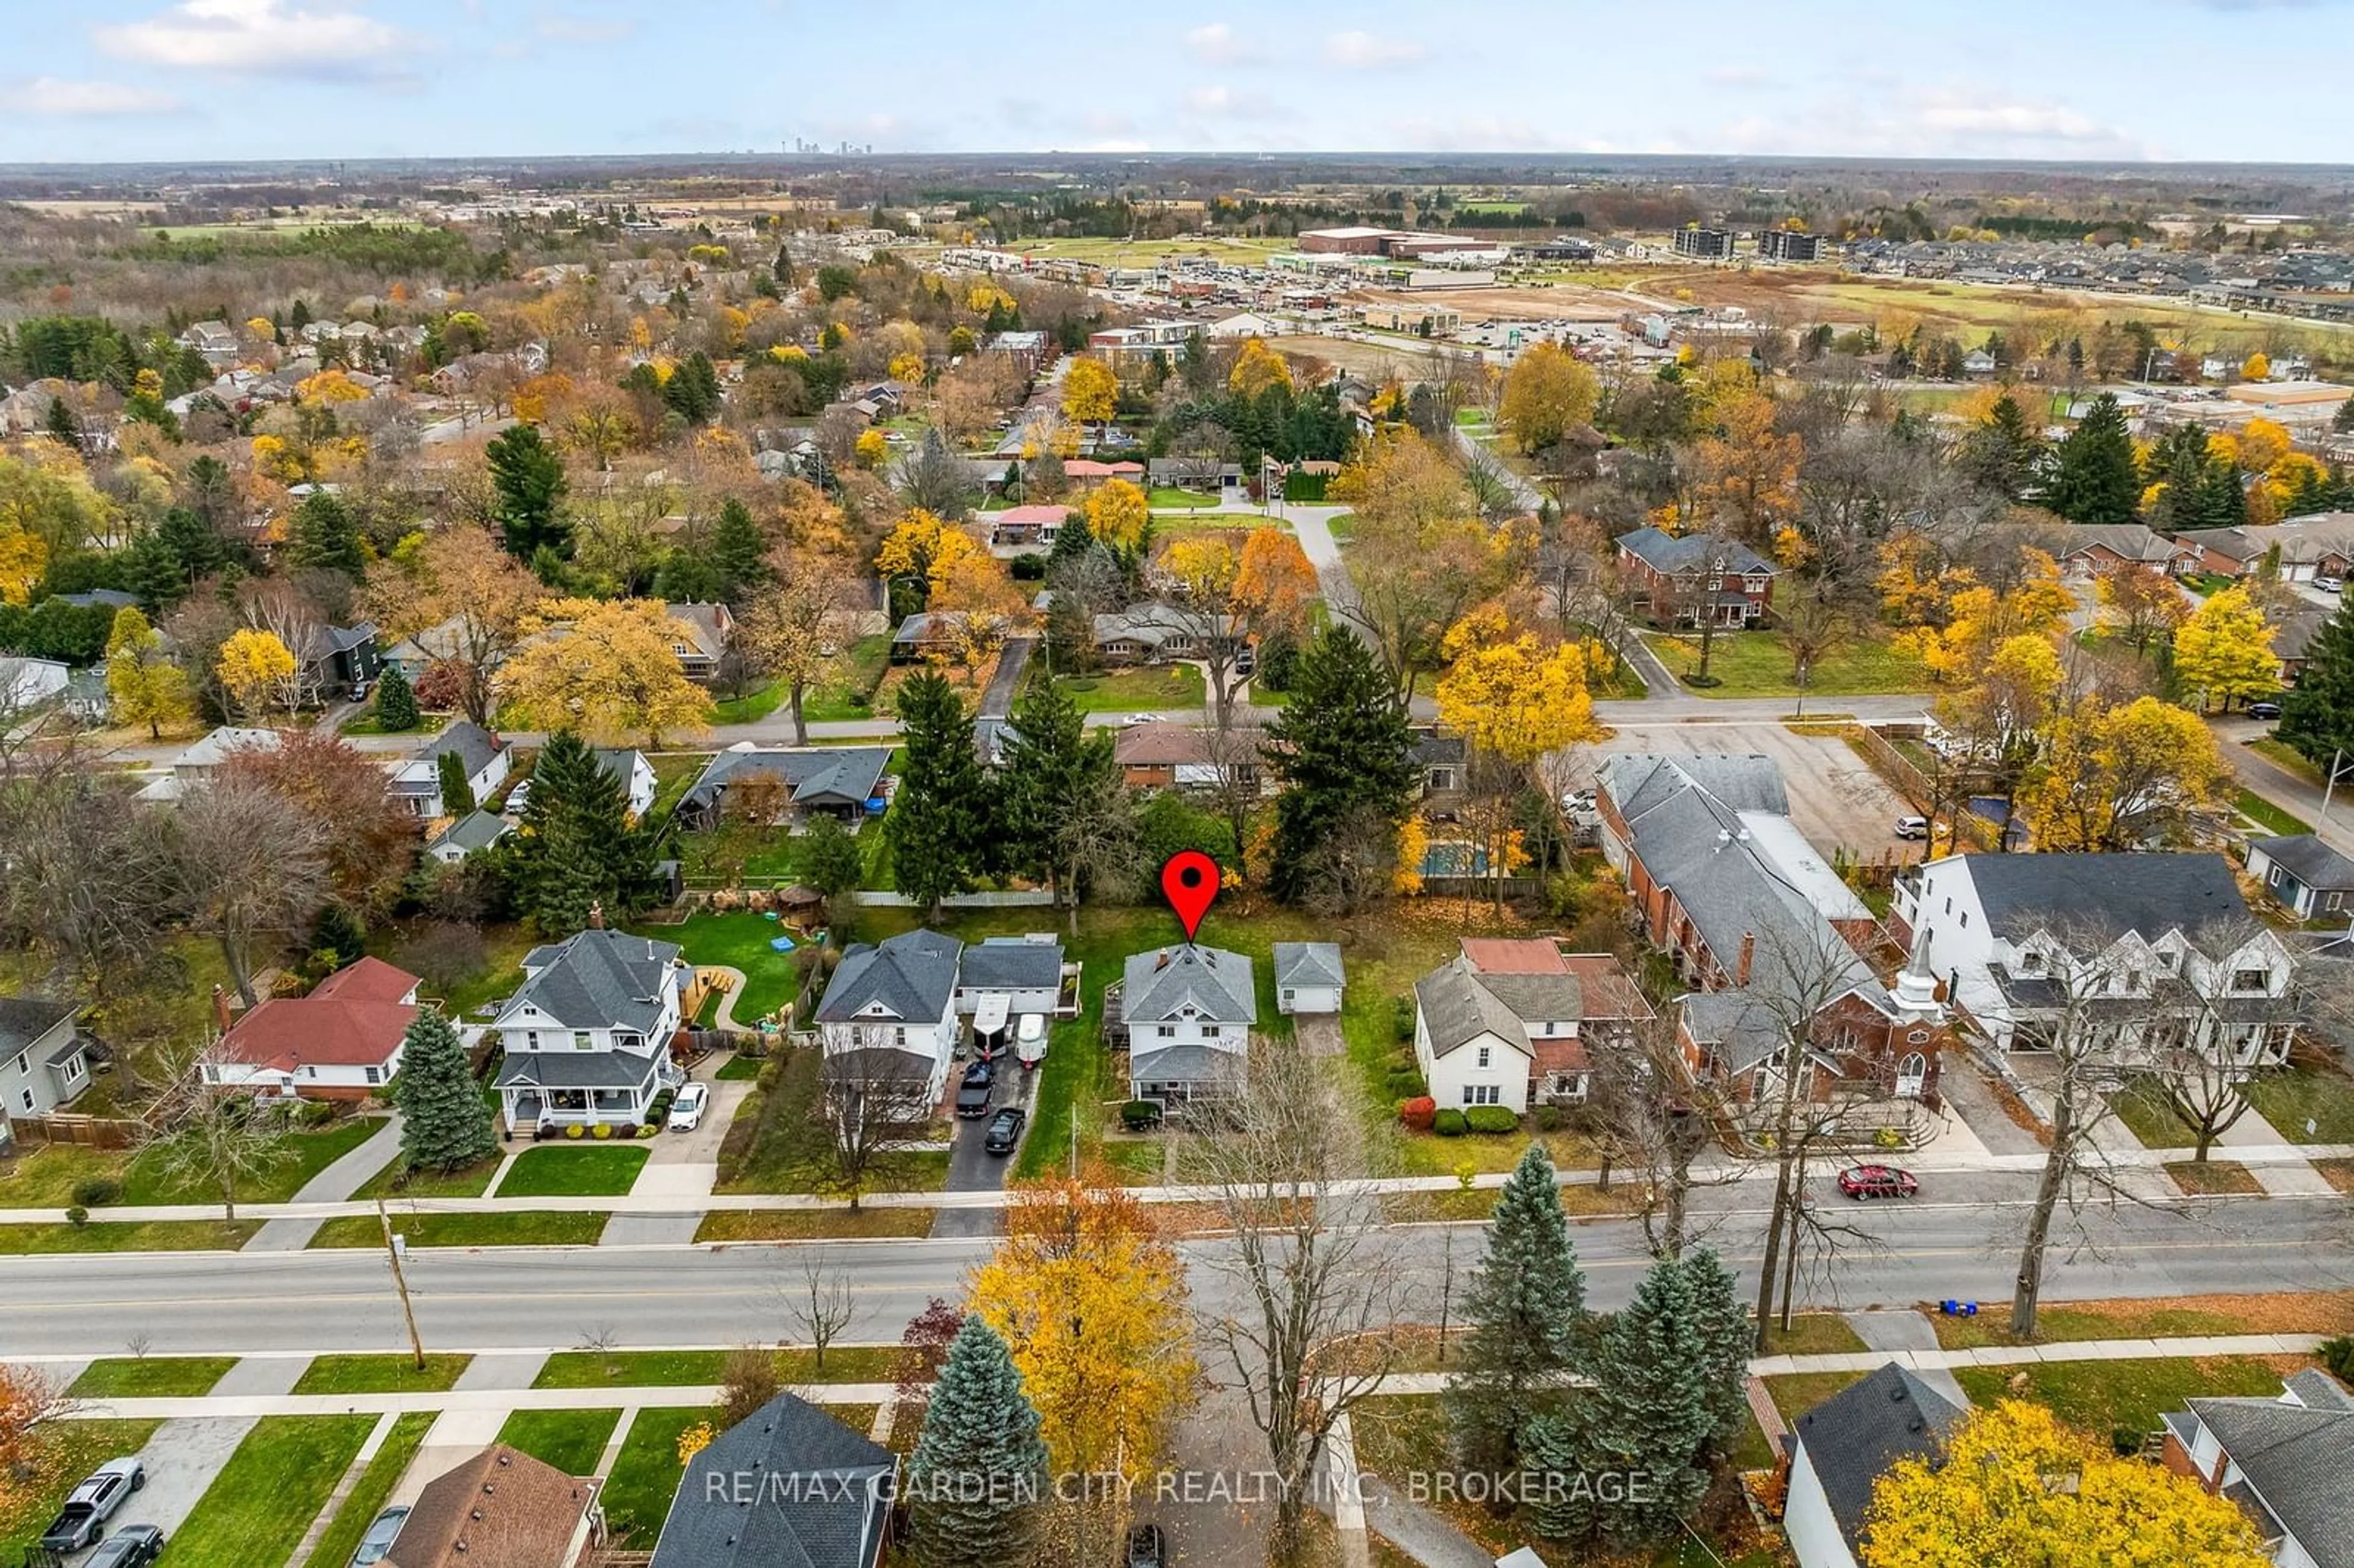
[666,1083,710,1132]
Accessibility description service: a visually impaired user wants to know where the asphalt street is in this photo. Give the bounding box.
[4,1182,2343,1360]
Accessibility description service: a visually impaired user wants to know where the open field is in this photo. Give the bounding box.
[1267,334,1447,379]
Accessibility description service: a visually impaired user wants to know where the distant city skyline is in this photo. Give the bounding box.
[0,0,2346,166]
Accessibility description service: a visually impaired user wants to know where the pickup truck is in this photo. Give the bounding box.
[40,1458,144,1551]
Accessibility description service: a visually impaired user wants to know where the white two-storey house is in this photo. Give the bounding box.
[1119,945,1256,1104]
[813,929,964,1109]
[490,930,687,1133]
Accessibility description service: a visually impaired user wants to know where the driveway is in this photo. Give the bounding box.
[929,1060,1037,1239]
[120,1417,256,1536]
[1582,721,1919,863]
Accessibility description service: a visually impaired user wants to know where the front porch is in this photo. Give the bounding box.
[501,1084,657,1135]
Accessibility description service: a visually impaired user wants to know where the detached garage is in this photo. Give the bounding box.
[1273,943,1345,1016]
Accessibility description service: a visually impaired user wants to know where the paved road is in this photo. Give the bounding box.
[4,1182,2343,1358]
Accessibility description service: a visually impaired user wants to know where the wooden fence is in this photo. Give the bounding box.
[6,1114,144,1151]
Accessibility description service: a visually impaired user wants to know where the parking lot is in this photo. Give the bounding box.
[1577,721,1923,863]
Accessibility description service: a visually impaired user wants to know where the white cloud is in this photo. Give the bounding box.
[1324,29,1426,69]
[96,0,415,78]
[536,12,635,42]
[1183,22,1257,64]
[1704,65,1772,87]
[2,77,187,116]
[1184,83,1287,121]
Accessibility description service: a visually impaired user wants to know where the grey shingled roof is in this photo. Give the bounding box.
[2253,835,2354,892]
[1130,1041,1244,1087]
[1273,942,1344,991]
[1793,1363,1965,1557]
[682,746,891,816]
[1961,852,2250,941]
[1414,957,1530,1060]
[1615,525,1774,577]
[427,810,511,855]
[817,929,964,1024]
[494,1051,658,1090]
[1600,752,1788,818]
[0,996,76,1055]
[499,931,682,1035]
[649,1391,893,1568]
[957,937,1064,992]
[413,720,500,778]
[1122,945,1257,1026]
[2185,1385,2354,1566]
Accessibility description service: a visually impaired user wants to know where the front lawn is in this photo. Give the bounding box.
[161,1415,376,1568]
[1952,1355,2299,1437]
[1763,1369,1869,1418]
[496,1408,620,1476]
[308,1211,609,1248]
[1644,629,1931,698]
[2243,1064,2354,1144]
[0,1117,386,1209]
[715,1044,949,1196]
[354,1155,501,1200]
[2247,735,2328,786]
[693,1208,937,1242]
[1148,486,1223,509]
[600,1407,715,1544]
[714,1052,764,1081]
[2235,788,2312,837]
[627,911,806,1027]
[0,1220,259,1253]
[534,1350,726,1388]
[493,1144,650,1198]
[1928,1292,2354,1349]
[297,1413,434,1568]
[0,1420,166,1561]
[2107,1077,2200,1149]
[291,1353,473,1395]
[1053,664,1206,714]
[1759,1315,1872,1357]
[68,1357,238,1398]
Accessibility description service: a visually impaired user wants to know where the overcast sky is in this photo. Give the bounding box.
[0,0,2344,166]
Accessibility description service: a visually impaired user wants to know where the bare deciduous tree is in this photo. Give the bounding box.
[783,1254,856,1372]
[142,1044,297,1222]
[820,1051,934,1212]
[172,778,331,1006]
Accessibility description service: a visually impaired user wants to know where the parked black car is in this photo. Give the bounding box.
[983,1106,1026,1155]
[954,1058,996,1118]
[1126,1522,1167,1568]
[86,1525,164,1568]
[2247,700,2282,721]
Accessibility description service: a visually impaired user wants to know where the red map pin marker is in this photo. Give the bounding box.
[1160,851,1221,942]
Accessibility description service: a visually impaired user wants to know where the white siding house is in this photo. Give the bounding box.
[594,748,660,820]
[1122,945,1256,1103]
[1783,1365,1962,1568]
[815,930,964,1107]
[490,931,687,1133]
[1273,943,1344,1015]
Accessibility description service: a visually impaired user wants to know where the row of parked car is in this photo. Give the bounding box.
[40,1460,158,1567]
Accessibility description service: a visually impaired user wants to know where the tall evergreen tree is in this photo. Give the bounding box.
[514,732,653,931]
[1676,1247,1753,1451]
[436,749,477,817]
[286,491,365,579]
[44,395,80,451]
[907,1315,1048,1568]
[1265,626,1419,909]
[1580,1257,1713,1542]
[710,498,771,602]
[1449,1144,1588,1474]
[393,1009,498,1172]
[2279,595,2354,769]
[487,424,570,560]
[1956,394,2043,501]
[997,677,1118,910]
[887,672,994,919]
[2041,392,2141,526]
[373,664,421,731]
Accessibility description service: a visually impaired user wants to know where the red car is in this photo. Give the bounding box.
[1837,1164,1919,1200]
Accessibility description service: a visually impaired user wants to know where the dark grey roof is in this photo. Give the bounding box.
[2186,1386,2354,1566]
[0,997,76,1055]
[1960,853,2250,940]
[683,747,892,815]
[1274,942,1344,990]
[1793,1363,1965,1556]
[1122,945,1257,1026]
[817,929,963,1024]
[2252,835,2354,892]
[1410,731,1466,766]
[957,937,1064,992]
[1601,753,1788,818]
[494,1051,658,1090]
[428,810,511,854]
[414,720,500,778]
[44,1035,87,1068]
[1615,525,1774,577]
[650,1391,893,1568]
[500,930,683,1035]
[592,748,649,785]
[1130,1042,1244,1086]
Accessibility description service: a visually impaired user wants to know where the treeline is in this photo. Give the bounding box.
[1979,214,2155,243]
[4,315,214,397]
[115,223,492,278]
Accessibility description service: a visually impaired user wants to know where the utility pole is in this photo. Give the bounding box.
[378,1198,427,1371]
[2323,748,2347,823]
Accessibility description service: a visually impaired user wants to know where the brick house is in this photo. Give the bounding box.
[1615,527,1777,627]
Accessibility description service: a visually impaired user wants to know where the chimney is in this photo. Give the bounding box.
[1737,931,1755,987]
[211,984,232,1033]
[589,899,605,931]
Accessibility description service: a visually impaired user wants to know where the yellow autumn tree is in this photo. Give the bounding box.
[295,369,369,406]
[888,351,926,384]
[1061,355,1118,427]
[1392,815,1430,895]
[1903,550,2073,684]
[1083,478,1151,550]
[966,1174,1198,1499]
[1863,1401,2269,1568]
[874,508,964,585]
[496,598,715,747]
[926,544,1027,685]
[1227,337,1293,397]
[853,428,888,469]
[2017,695,2231,851]
[1232,526,1320,638]
[1498,340,1601,455]
[1434,609,1604,764]
[2241,351,2271,381]
[105,606,194,739]
[2171,584,2279,712]
[1691,386,1802,542]
[0,523,44,606]
[216,628,296,721]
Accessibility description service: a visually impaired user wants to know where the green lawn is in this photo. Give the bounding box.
[534,1350,728,1388]
[714,1052,764,1081]
[340,709,446,737]
[68,1356,238,1398]
[2235,788,2312,837]
[600,1407,715,1544]
[1952,1355,2296,1437]
[1928,1298,2348,1349]
[715,634,893,726]
[2244,1064,2354,1143]
[1764,1369,1870,1418]
[0,1117,386,1209]
[291,1353,473,1395]
[1053,664,1206,714]
[493,1145,650,1198]
[2248,735,2328,786]
[353,1154,501,1200]
[161,1415,376,1568]
[496,1408,621,1476]
[1644,629,1931,697]
[0,1420,166,1561]
[2107,1077,2201,1149]
[626,911,804,1027]
[715,1043,949,1196]
[1148,486,1224,509]
[1759,1314,1872,1357]
[309,1211,610,1248]
[693,1208,938,1241]
[378,921,540,1022]
[297,1413,434,1568]
[0,1220,259,1253]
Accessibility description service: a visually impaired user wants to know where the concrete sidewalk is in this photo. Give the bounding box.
[246,1114,402,1252]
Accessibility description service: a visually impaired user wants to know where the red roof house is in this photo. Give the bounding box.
[207,956,422,1101]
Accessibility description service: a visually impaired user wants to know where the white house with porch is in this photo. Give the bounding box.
[814,929,964,1108]
[489,930,687,1133]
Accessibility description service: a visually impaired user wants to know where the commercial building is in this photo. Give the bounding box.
[1758,230,1823,262]
[1674,227,1738,261]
